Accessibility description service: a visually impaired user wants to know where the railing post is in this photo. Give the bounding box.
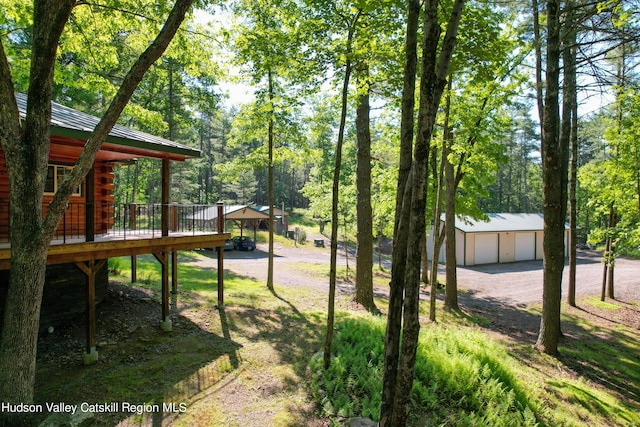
[171,204,178,232]
[129,204,136,231]
[161,159,170,237]
[85,166,95,242]
[217,201,224,233]
[63,209,66,244]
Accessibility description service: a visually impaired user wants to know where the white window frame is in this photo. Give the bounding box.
[44,164,82,196]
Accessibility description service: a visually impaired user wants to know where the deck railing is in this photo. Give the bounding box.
[0,202,223,243]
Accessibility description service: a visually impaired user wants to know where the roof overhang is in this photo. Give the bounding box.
[16,93,200,161]
[451,213,570,233]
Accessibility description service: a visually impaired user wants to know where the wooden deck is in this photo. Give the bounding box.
[0,231,230,270]
[0,230,230,363]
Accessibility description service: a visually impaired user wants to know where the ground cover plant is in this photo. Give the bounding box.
[310,314,542,425]
[27,250,640,426]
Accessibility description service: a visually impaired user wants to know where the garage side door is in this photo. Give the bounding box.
[474,233,498,264]
[515,232,536,261]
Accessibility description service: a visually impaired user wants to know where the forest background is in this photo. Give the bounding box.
[2,0,637,254]
[1,0,640,420]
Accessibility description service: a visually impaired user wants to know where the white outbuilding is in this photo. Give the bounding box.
[428,213,570,266]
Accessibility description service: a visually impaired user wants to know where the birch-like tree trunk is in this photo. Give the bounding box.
[324,14,359,369]
[267,68,275,291]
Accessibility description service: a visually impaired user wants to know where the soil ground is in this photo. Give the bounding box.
[30,233,640,426]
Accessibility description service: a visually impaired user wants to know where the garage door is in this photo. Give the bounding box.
[474,233,498,264]
[515,232,536,261]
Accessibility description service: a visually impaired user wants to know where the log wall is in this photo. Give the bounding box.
[0,147,115,240]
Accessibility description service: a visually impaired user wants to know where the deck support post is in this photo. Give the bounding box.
[75,259,107,365]
[131,255,137,282]
[157,159,173,330]
[153,252,172,331]
[172,251,178,293]
[217,202,224,306]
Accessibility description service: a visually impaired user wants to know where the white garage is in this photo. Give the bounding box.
[515,232,536,261]
[428,213,569,266]
[474,233,499,264]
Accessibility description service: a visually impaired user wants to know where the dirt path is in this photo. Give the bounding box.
[218,241,640,308]
[221,237,355,294]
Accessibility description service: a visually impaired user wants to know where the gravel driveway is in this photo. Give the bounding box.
[454,250,640,306]
[215,240,639,308]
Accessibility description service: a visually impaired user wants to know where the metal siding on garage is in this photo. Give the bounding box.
[515,232,536,261]
[499,232,516,263]
[535,231,544,259]
[474,233,499,264]
[456,229,465,266]
[465,233,475,266]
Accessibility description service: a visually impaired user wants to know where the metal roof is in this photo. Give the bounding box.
[255,205,289,217]
[453,213,568,233]
[188,205,269,221]
[16,93,200,158]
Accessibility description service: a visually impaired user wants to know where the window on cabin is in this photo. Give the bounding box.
[44,164,82,196]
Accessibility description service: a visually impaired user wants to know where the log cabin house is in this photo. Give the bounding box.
[0,94,230,364]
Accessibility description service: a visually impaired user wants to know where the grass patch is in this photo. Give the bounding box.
[39,251,640,427]
[289,208,319,229]
[251,230,299,247]
[289,261,393,290]
[310,315,539,426]
[582,295,623,311]
[307,299,639,426]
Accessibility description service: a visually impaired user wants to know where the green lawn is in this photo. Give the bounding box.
[30,251,640,427]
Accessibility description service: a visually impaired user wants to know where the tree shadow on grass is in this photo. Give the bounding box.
[559,303,640,405]
[27,282,242,427]
[453,289,542,345]
[208,286,326,423]
[454,288,640,415]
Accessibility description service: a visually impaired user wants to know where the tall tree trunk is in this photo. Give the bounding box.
[355,72,376,312]
[421,232,429,284]
[0,0,194,404]
[600,247,609,301]
[440,81,459,311]
[0,1,76,406]
[443,134,458,310]
[607,246,615,299]
[379,0,420,422]
[267,69,275,291]
[606,209,616,299]
[386,0,465,424]
[429,142,445,322]
[565,8,578,307]
[536,0,566,357]
[601,206,613,301]
[324,15,359,369]
[377,226,383,270]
